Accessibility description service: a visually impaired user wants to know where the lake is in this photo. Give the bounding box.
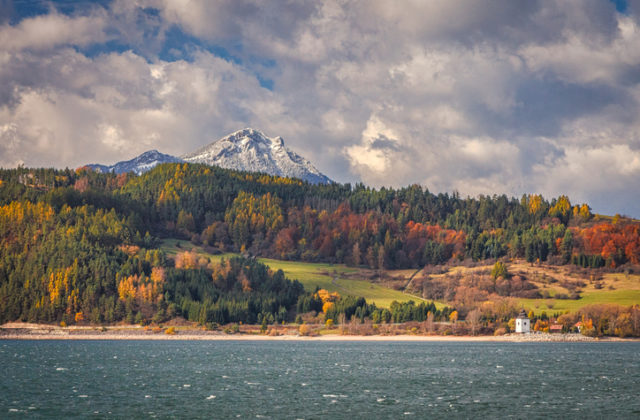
[1,340,639,418]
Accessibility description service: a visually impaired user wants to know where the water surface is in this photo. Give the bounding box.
[1,340,639,418]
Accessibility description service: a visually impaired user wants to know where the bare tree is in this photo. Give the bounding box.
[426,311,435,335]
[632,305,640,336]
[467,309,482,336]
[338,313,347,335]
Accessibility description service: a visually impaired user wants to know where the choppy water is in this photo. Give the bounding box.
[1,340,639,418]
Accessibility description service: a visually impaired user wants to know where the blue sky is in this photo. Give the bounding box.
[1,0,640,217]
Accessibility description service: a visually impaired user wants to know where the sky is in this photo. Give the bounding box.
[1,0,640,217]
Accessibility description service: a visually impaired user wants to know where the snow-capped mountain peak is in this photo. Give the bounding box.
[181,128,331,184]
[86,149,183,175]
[84,128,332,183]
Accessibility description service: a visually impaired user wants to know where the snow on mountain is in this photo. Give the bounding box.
[181,128,332,184]
[87,150,183,175]
[84,129,332,183]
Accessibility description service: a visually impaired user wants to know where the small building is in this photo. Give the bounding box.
[549,324,563,333]
[515,309,530,333]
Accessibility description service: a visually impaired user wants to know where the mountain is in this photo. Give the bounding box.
[181,128,332,184]
[87,150,183,175]
[84,128,332,183]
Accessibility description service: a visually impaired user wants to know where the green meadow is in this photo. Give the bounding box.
[518,289,640,314]
[161,240,639,314]
[159,239,427,308]
[517,271,640,314]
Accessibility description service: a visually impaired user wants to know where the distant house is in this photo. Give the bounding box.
[549,324,563,333]
[241,251,256,260]
[574,321,583,333]
[515,309,530,333]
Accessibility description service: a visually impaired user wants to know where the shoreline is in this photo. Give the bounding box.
[1,323,637,343]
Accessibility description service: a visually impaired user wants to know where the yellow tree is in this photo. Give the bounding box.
[322,301,335,313]
[549,195,571,219]
[449,310,458,323]
[117,275,136,301]
[527,194,542,214]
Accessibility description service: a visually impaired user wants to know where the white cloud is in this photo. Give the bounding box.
[532,144,640,215]
[0,11,107,52]
[345,116,402,178]
[2,0,640,216]
[521,15,640,85]
[0,47,284,168]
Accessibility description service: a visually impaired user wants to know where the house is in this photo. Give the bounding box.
[549,324,563,333]
[574,321,583,333]
[515,309,530,333]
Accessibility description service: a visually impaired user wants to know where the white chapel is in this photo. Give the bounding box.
[515,309,530,333]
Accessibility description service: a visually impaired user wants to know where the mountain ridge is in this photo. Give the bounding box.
[86,128,332,184]
[181,128,332,184]
[86,150,183,175]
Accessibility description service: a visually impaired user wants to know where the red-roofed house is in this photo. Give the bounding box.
[550,324,563,333]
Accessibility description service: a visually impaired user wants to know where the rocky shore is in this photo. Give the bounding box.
[2,323,635,342]
[506,332,596,342]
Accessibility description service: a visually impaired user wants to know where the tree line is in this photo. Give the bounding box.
[1,163,639,326]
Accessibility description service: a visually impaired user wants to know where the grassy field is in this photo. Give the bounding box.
[160,239,639,314]
[517,269,640,313]
[519,289,640,314]
[427,260,640,314]
[159,239,428,308]
[507,261,640,313]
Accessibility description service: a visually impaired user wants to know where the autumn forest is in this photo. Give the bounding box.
[1,164,639,336]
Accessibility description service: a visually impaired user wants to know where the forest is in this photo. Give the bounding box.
[0,163,639,333]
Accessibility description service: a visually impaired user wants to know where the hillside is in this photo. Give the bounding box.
[159,239,430,309]
[0,163,638,335]
[410,260,640,314]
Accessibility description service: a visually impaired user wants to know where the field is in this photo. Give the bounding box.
[517,272,640,313]
[160,239,640,314]
[159,239,429,308]
[504,261,640,313]
[422,260,640,314]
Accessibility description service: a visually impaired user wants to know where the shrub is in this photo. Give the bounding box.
[494,327,507,336]
[165,326,176,335]
[268,328,279,336]
[223,323,240,334]
[491,262,509,279]
[299,324,311,336]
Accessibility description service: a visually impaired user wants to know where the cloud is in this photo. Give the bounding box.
[0,10,107,51]
[0,46,284,168]
[2,0,640,217]
[534,144,640,215]
[520,15,640,85]
[345,116,406,184]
